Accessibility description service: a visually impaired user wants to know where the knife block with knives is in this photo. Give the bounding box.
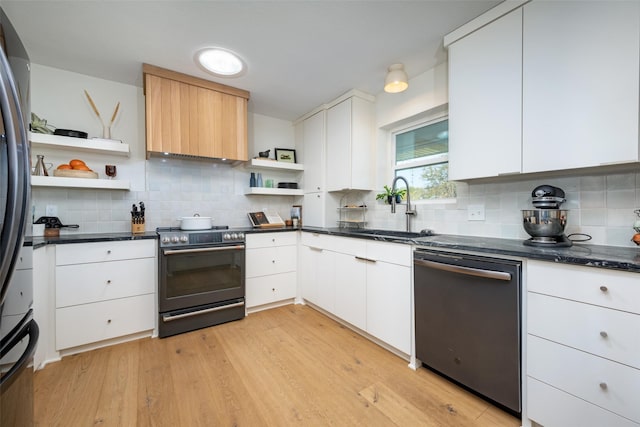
[131,202,145,234]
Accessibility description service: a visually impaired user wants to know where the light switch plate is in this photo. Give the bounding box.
[468,204,485,221]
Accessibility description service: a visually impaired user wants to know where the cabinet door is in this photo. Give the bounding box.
[302,110,325,193]
[326,97,374,192]
[366,262,411,354]
[333,252,367,330]
[299,245,320,304]
[448,8,522,180]
[522,2,640,172]
[303,192,325,227]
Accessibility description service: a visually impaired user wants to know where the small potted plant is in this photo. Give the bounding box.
[376,185,406,204]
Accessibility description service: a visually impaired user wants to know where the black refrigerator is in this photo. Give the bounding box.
[0,7,39,426]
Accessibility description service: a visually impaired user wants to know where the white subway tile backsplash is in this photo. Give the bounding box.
[606,189,636,208]
[31,157,639,247]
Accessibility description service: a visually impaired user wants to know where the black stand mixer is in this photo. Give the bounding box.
[522,185,572,247]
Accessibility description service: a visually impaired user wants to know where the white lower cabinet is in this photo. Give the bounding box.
[332,252,366,330]
[54,240,156,351]
[245,232,297,309]
[526,260,640,426]
[366,255,411,355]
[300,232,412,354]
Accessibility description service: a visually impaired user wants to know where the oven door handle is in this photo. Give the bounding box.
[163,245,245,255]
[162,301,245,322]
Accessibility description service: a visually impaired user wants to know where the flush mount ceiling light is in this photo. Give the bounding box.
[196,48,246,78]
[384,63,409,93]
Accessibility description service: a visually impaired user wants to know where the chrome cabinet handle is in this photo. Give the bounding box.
[599,382,608,390]
[600,285,608,292]
[355,256,376,263]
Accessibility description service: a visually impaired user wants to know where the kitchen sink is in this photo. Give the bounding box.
[344,228,435,239]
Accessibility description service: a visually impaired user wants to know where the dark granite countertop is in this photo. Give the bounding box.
[25,231,157,249]
[23,227,640,273]
[302,227,640,273]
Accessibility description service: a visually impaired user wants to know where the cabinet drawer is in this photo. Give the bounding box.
[528,335,640,423]
[301,232,330,249]
[15,247,33,270]
[55,293,155,350]
[366,241,412,267]
[324,235,366,256]
[3,269,33,316]
[246,246,297,278]
[246,232,297,248]
[528,292,640,368]
[527,260,640,313]
[56,240,156,266]
[56,258,156,307]
[527,377,639,427]
[246,272,297,308]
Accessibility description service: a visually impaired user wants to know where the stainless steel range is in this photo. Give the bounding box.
[157,227,245,338]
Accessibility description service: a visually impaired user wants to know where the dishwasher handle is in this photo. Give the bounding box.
[414,258,512,281]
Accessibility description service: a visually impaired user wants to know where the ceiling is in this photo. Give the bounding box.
[3,1,500,122]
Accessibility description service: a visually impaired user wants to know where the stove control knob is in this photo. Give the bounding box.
[171,236,180,243]
[238,232,244,239]
[180,235,188,243]
[231,233,238,240]
[223,233,231,240]
[161,236,171,244]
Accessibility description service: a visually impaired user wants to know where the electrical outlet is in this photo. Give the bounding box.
[45,205,58,216]
[467,204,485,221]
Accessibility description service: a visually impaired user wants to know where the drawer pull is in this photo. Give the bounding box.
[272,288,275,292]
[107,280,112,284]
[272,238,276,242]
[600,331,608,338]
[107,250,112,254]
[599,285,608,292]
[107,319,112,324]
[599,382,608,390]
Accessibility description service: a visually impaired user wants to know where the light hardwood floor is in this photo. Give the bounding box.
[34,305,521,426]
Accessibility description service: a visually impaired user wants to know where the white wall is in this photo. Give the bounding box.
[30,65,298,232]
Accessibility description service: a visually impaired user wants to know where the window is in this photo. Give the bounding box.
[393,118,456,201]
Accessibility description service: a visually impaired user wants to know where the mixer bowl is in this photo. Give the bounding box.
[522,209,568,238]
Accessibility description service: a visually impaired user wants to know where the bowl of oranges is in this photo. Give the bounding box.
[53,159,98,179]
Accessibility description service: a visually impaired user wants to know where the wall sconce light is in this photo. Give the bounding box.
[384,63,409,93]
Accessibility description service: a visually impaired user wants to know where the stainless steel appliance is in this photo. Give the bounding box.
[1,8,39,426]
[523,184,572,247]
[157,227,246,338]
[414,249,522,416]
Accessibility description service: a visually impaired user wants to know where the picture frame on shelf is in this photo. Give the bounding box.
[275,148,296,163]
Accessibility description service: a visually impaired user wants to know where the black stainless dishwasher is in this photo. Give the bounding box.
[414,248,521,415]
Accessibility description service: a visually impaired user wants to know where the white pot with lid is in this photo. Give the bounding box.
[179,213,213,230]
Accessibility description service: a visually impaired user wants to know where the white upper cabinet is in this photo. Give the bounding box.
[446,1,640,179]
[448,8,523,180]
[302,110,326,193]
[522,1,640,173]
[326,94,375,191]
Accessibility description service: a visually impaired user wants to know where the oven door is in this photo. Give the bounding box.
[159,244,245,313]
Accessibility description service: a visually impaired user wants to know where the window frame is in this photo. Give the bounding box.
[390,114,456,204]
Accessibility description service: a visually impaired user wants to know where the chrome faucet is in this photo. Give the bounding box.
[391,176,416,232]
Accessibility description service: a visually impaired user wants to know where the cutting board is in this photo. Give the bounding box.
[53,169,98,179]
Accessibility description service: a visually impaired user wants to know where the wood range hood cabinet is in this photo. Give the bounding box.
[143,63,250,161]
